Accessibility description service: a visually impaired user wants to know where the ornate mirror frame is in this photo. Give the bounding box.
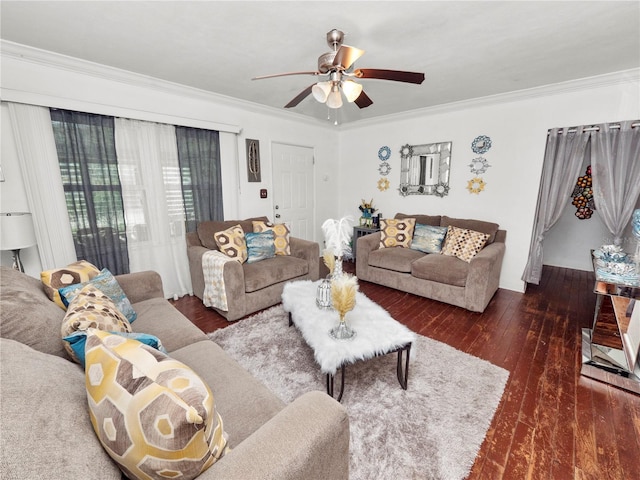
[399,141,452,197]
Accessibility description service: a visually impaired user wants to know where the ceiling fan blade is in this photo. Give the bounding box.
[284,84,315,108]
[353,68,425,84]
[333,44,365,70]
[253,71,320,80]
[354,90,373,109]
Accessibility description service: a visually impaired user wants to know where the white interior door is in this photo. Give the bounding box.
[271,143,315,241]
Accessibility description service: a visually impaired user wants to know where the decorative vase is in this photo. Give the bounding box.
[316,276,333,310]
[329,313,357,340]
[333,256,344,279]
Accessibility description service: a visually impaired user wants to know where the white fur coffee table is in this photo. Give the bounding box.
[281,279,416,401]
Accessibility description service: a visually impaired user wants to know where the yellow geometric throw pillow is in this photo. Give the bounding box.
[85,329,229,480]
[41,260,100,309]
[60,283,132,363]
[252,220,291,255]
[214,224,248,263]
[441,225,490,262]
[379,218,416,249]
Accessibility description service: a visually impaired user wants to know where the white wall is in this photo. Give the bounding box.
[338,75,640,292]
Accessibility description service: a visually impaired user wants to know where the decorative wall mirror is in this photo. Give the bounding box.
[399,141,452,197]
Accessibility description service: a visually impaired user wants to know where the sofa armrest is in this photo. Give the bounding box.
[187,245,209,299]
[355,231,381,280]
[186,231,202,248]
[115,271,164,303]
[290,237,320,281]
[202,391,349,480]
[464,241,506,312]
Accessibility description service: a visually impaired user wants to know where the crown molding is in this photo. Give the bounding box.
[0,40,332,130]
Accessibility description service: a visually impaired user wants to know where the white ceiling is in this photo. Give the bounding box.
[1,1,639,124]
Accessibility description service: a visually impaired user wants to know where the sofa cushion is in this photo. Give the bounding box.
[440,216,499,244]
[243,255,309,293]
[59,268,137,323]
[246,231,276,263]
[368,247,425,273]
[410,224,448,254]
[395,213,441,227]
[214,224,248,263]
[411,254,469,287]
[85,329,229,480]
[0,338,122,479]
[380,218,416,248]
[197,216,269,250]
[253,220,291,256]
[441,226,490,262]
[0,266,68,358]
[41,259,100,308]
[61,283,133,363]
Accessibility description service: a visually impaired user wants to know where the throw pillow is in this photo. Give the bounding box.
[85,329,229,480]
[214,224,248,263]
[60,284,132,363]
[379,218,416,249]
[441,225,490,262]
[41,260,100,309]
[252,220,291,255]
[63,330,167,368]
[58,268,137,323]
[245,230,276,263]
[410,224,448,254]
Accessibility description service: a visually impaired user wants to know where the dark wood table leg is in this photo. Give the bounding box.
[397,343,411,390]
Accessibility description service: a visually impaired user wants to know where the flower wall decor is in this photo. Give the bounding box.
[466,177,486,194]
[471,135,492,154]
[377,178,390,191]
[378,162,391,176]
[468,157,491,174]
[378,146,391,161]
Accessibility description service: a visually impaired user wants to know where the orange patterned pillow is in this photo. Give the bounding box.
[441,226,489,262]
[379,218,416,248]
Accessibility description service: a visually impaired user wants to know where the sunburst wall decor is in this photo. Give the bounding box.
[466,177,486,194]
[377,178,390,191]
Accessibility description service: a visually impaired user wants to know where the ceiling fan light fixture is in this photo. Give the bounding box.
[341,80,363,103]
[312,81,331,103]
[326,86,343,109]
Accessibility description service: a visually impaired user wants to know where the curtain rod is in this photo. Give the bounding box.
[549,122,640,134]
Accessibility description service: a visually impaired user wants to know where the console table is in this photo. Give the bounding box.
[581,252,640,394]
[352,226,379,261]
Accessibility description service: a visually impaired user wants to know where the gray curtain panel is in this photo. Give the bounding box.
[522,126,589,284]
[591,120,640,245]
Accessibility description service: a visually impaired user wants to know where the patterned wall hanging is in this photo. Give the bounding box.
[377,178,390,191]
[571,165,595,219]
[378,162,391,176]
[468,157,491,174]
[377,146,392,190]
[378,146,391,161]
[466,177,486,194]
[471,135,492,154]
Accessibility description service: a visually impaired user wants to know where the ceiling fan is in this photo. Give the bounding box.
[252,29,425,110]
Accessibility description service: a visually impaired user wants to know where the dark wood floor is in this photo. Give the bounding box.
[172,264,640,480]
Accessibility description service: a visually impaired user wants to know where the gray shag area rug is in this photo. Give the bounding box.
[209,305,509,480]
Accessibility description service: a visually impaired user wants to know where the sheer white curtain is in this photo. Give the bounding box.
[114,118,192,298]
[591,121,640,245]
[7,102,77,269]
[522,126,590,284]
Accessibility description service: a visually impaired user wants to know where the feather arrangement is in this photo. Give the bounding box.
[331,273,358,321]
[321,216,354,259]
[322,249,336,275]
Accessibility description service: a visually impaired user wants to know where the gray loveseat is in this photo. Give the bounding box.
[0,266,348,480]
[356,214,506,313]
[187,217,320,321]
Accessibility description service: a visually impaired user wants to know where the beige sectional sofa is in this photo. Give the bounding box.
[187,217,320,321]
[356,213,506,313]
[0,266,348,480]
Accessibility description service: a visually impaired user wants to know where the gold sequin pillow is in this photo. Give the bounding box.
[441,225,490,262]
[60,283,132,363]
[379,218,416,248]
[41,260,100,309]
[213,224,248,263]
[85,329,229,480]
[252,221,291,255]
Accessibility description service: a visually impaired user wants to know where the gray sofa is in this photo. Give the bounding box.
[356,214,506,313]
[187,217,320,321]
[0,266,349,480]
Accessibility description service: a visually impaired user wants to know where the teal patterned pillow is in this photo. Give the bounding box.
[245,231,275,263]
[59,268,137,323]
[410,224,448,254]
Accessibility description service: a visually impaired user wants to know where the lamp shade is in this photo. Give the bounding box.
[326,87,343,109]
[312,81,331,103]
[341,80,363,103]
[1,212,37,250]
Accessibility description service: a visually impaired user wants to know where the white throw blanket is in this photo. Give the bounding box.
[202,250,236,311]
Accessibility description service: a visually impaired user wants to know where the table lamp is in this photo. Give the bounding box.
[1,212,37,272]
